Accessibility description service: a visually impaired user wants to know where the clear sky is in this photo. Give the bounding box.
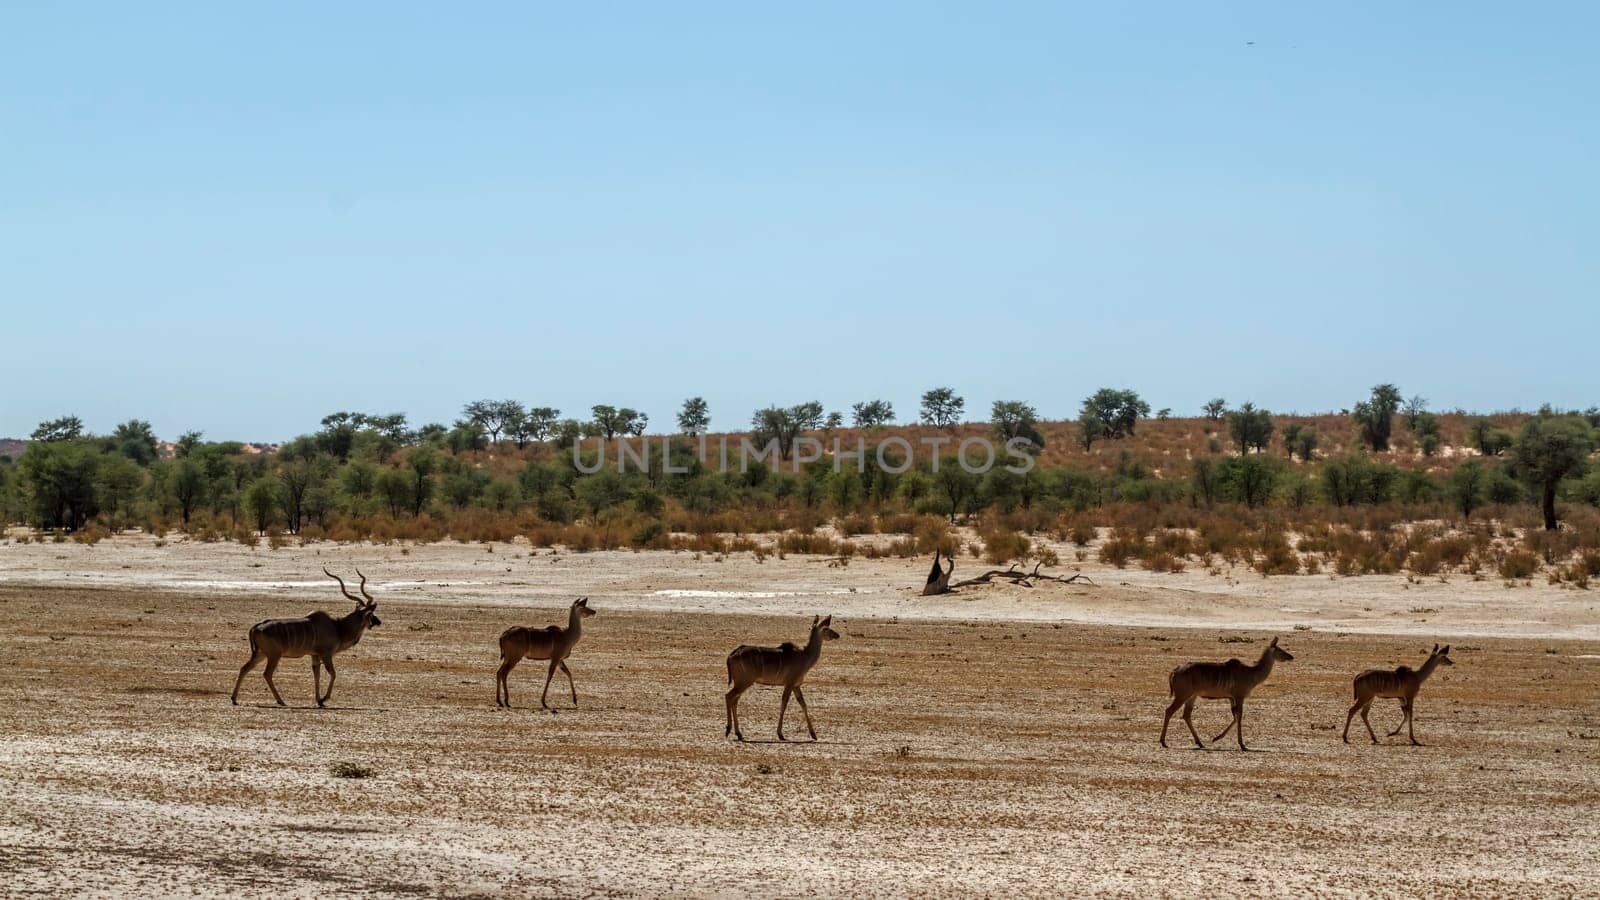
[4,3,1596,442]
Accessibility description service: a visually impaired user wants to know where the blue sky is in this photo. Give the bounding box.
[4,3,1596,441]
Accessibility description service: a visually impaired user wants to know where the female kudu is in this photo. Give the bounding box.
[1343,643,1453,745]
[496,598,595,708]
[725,615,840,741]
[1160,637,1294,750]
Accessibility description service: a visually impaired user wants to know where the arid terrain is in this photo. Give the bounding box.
[2,535,1598,896]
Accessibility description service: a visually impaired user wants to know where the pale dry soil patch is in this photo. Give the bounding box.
[0,539,1597,896]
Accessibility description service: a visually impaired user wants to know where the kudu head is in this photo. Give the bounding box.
[324,567,381,628]
[812,614,840,642]
[1432,642,1454,666]
[1267,636,1293,662]
[573,597,595,619]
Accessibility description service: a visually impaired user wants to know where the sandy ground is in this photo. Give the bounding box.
[1,536,1598,897]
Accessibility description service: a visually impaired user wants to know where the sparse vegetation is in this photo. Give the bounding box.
[1,397,1593,582]
[329,761,376,779]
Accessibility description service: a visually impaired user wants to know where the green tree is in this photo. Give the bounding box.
[590,405,649,439]
[1414,412,1442,457]
[1202,398,1227,421]
[1511,415,1595,530]
[524,407,561,443]
[1226,402,1275,454]
[175,430,204,458]
[374,467,412,517]
[1190,456,1222,506]
[407,448,439,516]
[933,458,977,522]
[111,419,159,466]
[244,478,279,533]
[919,387,965,428]
[1402,395,1429,431]
[677,397,711,436]
[1080,389,1150,439]
[462,400,524,445]
[1223,455,1278,508]
[992,400,1045,452]
[1352,383,1403,451]
[1076,410,1104,451]
[97,455,144,528]
[1449,460,1488,520]
[18,440,100,528]
[31,416,84,442]
[171,458,206,524]
[850,400,895,428]
[750,402,824,460]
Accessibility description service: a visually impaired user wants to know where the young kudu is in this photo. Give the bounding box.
[1343,643,1454,745]
[496,598,595,708]
[725,615,840,741]
[1160,637,1294,750]
[231,568,381,708]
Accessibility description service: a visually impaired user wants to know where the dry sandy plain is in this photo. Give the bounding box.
[1,532,1597,897]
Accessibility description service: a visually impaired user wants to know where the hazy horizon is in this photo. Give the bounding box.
[7,4,1597,440]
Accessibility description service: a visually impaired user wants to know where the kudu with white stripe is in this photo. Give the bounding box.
[230,568,382,708]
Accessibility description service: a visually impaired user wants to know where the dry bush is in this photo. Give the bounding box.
[1252,531,1301,576]
[1098,529,1143,568]
[72,524,110,545]
[877,512,921,535]
[835,512,876,537]
[981,528,1032,565]
[1497,549,1540,580]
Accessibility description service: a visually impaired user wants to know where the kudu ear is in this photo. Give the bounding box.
[820,615,832,626]
[1269,636,1278,646]
[1441,644,1450,654]
[1432,642,1439,653]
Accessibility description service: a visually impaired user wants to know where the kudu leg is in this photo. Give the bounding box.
[1406,701,1420,746]
[559,661,577,706]
[320,655,336,706]
[777,686,793,741]
[793,687,817,740]
[1160,696,1185,747]
[1181,699,1204,748]
[496,655,519,708]
[725,684,749,740]
[232,651,264,705]
[539,659,559,709]
[1360,703,1379,744]
[1211,702,1240,744]
[261,656,285,707]
[1387,700,1407,737]
[1234,700,1248,751]
[1343,702,1358,743]
[312,658,322,707]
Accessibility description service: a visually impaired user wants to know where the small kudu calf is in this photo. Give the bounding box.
[496,598,595,709]
[231,568,381,708]
[725,615,840,741]
[1160,637,1294,750]
[1344,643,1454,745]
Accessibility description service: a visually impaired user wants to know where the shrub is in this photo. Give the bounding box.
[329,761,375,779]
[1497,549,1540,579]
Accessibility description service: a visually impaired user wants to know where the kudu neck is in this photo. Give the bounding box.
[566,605,584,639]
[1252,646,1278,681]
[803,626,825,658]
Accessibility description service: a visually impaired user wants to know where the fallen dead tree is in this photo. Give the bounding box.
[948,561,1095,590]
